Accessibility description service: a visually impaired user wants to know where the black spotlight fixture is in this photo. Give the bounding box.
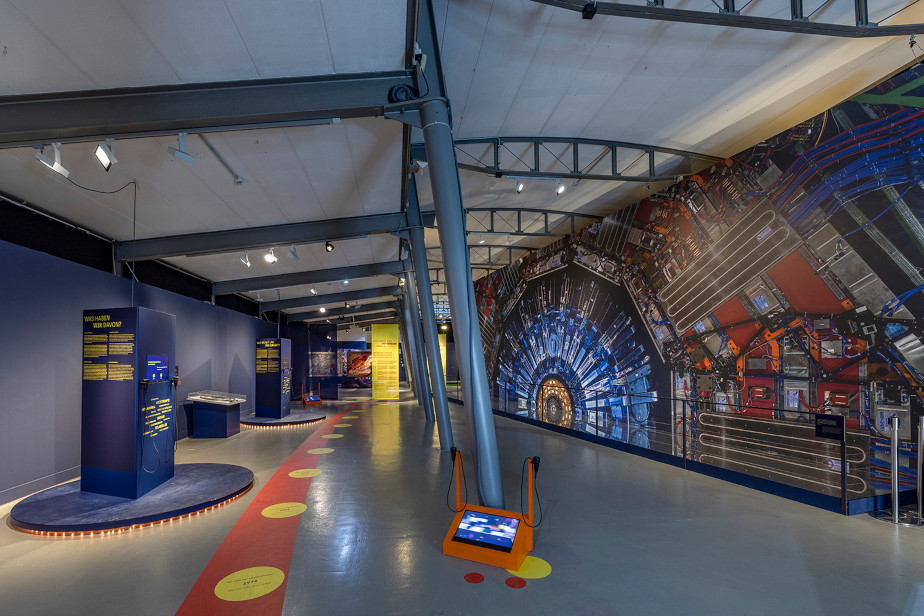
[582,2,597,19]
[325,241,334,252]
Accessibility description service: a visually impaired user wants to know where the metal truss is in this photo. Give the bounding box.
[259,285,401,312]
[337,315,400,330]
[212,260,408,296]
[427,244,530,269]
[464,207,603,237]
[532,0,924,38]
[310,309,398,325]
[410,137,721,183]
[116,211,434,262]
[291,301,399,322]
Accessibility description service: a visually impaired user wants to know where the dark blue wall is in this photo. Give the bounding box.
[0,239,276,504]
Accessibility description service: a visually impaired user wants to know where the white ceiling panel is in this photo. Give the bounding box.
[223,0,334,78]
[0,2,96,93]
[9,0,178,90]
[319,0,407,73]
[5,0,406,95]
[118,0,259,83]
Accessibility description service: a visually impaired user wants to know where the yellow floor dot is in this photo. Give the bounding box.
[288,468,322,478]
[334,423,351,428]
[506,556,552,579]
[214,566,285,601]
[307,447,334,454]
[261,502,307,518]
[321,433,344,439]
[343,415,358,419]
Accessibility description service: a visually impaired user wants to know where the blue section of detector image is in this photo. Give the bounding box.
[492,265,670,449]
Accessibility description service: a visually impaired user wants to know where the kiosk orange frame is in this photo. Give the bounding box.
[442,449,537,570]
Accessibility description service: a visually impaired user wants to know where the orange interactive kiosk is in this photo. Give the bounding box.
[442,448,539,570]
[301,383,322,407]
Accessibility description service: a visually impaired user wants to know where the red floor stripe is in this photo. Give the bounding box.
[175,405,356,615]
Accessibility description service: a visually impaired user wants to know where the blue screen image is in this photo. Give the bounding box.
[452,510,519,552]
[145,355,169,382]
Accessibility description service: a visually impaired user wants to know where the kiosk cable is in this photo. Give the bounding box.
[519,456,543,528]
[446,447,469,513]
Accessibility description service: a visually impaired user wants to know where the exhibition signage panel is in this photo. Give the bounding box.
[371,324,399,400]
[439,333,447,384]
[81,307,176,499]
[255,338,291,418]
[815,414,846,440]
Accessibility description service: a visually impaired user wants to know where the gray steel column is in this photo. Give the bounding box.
[420,98,504,508]
[396,308,418,398]
[409,225,454,450]
[405,271,440,428]
[403,294,434,421]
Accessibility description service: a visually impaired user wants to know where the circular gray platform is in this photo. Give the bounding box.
[10,463,253,535]
[240,404,327,426]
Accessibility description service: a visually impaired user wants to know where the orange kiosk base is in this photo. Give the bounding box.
[301,384,322,407]
[442,448,538,570]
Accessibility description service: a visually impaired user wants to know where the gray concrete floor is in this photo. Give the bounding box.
[3,391,924,615]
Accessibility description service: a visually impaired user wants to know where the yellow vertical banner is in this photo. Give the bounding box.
[371,324,399,400]
[438,334,447,384]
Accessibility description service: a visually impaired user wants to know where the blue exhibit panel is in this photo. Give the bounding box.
[255,338,291,418]
[80,307,176,499]
[192,401,241,438]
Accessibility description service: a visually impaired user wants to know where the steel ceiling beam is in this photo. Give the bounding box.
[115,211,435,261]
[288,300,399,321]
[212,260,408,296]
[530,0,924,37]
[337,315,400,330]
[260,285,401,312]
[305,308,398,324]
[410,137,721,183]
[0,71,417,148]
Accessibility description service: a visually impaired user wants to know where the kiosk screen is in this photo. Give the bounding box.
[451,511,519,552]
[145,355,169,382]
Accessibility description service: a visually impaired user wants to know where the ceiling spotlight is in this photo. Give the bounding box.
[168,133,195,164]
[555,180,565,196]
[288,244,299,262]
[478,238,485,244]
[343,279,349,285]
[95,139,117,171]
[320,307,327,313]
[240,250,251,267]
[256,291,263,302]
[582,2,598,19]
[515,180,524,194]
[325,241,334,252]
[398,277,406,286]
[440,324,448,331]
[35,143,69,178]
[264,247,278,264]
[310,287,317,295]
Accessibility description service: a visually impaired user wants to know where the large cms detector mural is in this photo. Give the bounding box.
[488,263,669,448]
[475,64,924,507]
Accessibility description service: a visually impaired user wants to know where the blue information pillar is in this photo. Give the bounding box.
[255,338,291,418]
[81,307,177,499]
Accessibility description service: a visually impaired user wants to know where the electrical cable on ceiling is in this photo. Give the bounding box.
[65,178,139,306]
